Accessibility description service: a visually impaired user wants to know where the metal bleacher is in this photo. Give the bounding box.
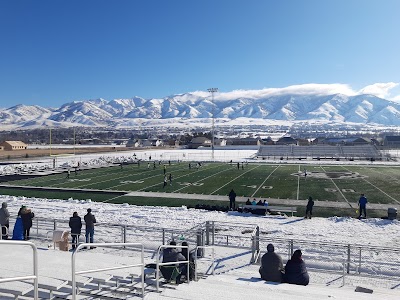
[257,144,382,160]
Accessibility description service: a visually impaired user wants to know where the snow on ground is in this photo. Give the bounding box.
[1,149,400,299]
[2,194,400,247]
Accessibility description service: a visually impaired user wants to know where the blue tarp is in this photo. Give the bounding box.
[12,217,24,240]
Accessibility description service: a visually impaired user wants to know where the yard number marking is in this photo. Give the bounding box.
[177,182,204,186]
[120,180,144,184]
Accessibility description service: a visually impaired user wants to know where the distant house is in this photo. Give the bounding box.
[127,138,164,148]
[189,137,211,149]
[318,137,370,146]
[276,136,297,145]
[261,137,275,145]
[0,141,27,150]
[384,136,400,147]
[226,138,261,146]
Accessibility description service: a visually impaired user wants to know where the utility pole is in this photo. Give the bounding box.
[207,88,218,160]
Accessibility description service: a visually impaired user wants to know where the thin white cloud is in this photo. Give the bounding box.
[391,94,400,103]
[189,82,399,101]
[358,82,399,99]
[191,83,357,101]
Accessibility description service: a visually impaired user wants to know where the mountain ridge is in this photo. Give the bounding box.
[1,92,400,129]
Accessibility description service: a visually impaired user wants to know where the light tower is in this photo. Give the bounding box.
[207,88,218,160]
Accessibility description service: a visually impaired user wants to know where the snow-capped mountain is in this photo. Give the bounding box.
[1,92,400,129]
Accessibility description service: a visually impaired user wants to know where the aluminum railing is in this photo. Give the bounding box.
[0,225,9,240]
[71,242,145,300]
[194,246,215,281]
[155,245,189,292]
[9,216,199,250]
[0,240,39,299]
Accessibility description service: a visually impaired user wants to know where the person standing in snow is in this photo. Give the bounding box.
[228,189,236,210]
[0,202,10,239]
[84,208,96,247]
[305,196,314,219]
[358,193,368,218]
[69,211,82,250]
[20,206,34,240]
[259,243,284,282]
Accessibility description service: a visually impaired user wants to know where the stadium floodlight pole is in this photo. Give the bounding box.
[207,88,218,160]
[49,128,52,156]
[73,127,76,156]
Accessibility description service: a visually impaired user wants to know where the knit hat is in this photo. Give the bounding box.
[267,244,274,252]
[1,202,7,208]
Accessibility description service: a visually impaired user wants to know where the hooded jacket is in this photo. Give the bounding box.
[84,212,96,229]
[69,215,82,234]
[259,250,284,282]
[162,248,186,264]
[20,207,34,228]
[0,202,10,225]
[283,256,309,286]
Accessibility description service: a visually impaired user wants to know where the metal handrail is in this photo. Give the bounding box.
[194,246,215,281]
[71,242,145,300]
[0,240,38,299]
[0,225,9,240]
[156,245,189,292]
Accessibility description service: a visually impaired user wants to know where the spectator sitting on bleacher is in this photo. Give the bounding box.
[257,200,264,206]
[259,243,284,283]
[181,241,195,280]
[245,198,251,205]
[162,241,186,284]
[251,199,257,205]
[283,250,309,286]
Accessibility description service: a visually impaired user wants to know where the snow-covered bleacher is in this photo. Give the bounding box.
[257,144,382,160]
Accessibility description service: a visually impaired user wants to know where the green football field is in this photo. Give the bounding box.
[3,162,400,206]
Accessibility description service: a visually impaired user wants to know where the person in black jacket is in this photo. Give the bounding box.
[259,244,284,282]
[305,196,314,219]
[162,241,186,284]
[283,249,309,286]
[20,206,34,240]
[84,208,96,246]
[228,189,236,210]
[69,212,82,249]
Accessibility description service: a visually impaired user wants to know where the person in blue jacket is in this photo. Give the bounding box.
[358,194,368,219]
[283,249,309,286]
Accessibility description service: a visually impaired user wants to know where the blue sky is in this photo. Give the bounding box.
[0,0,399,107]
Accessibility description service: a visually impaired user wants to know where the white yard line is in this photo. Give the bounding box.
[320,166,353,209]
[297,165,300,200]
[70,165,171,189]
[251,165,280,198]
[341,166,400,205]
[108,164,189,190]
[48,165,136,187]
[172,164,233,193]
[137,163,222,192]
[211,165,261,195]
